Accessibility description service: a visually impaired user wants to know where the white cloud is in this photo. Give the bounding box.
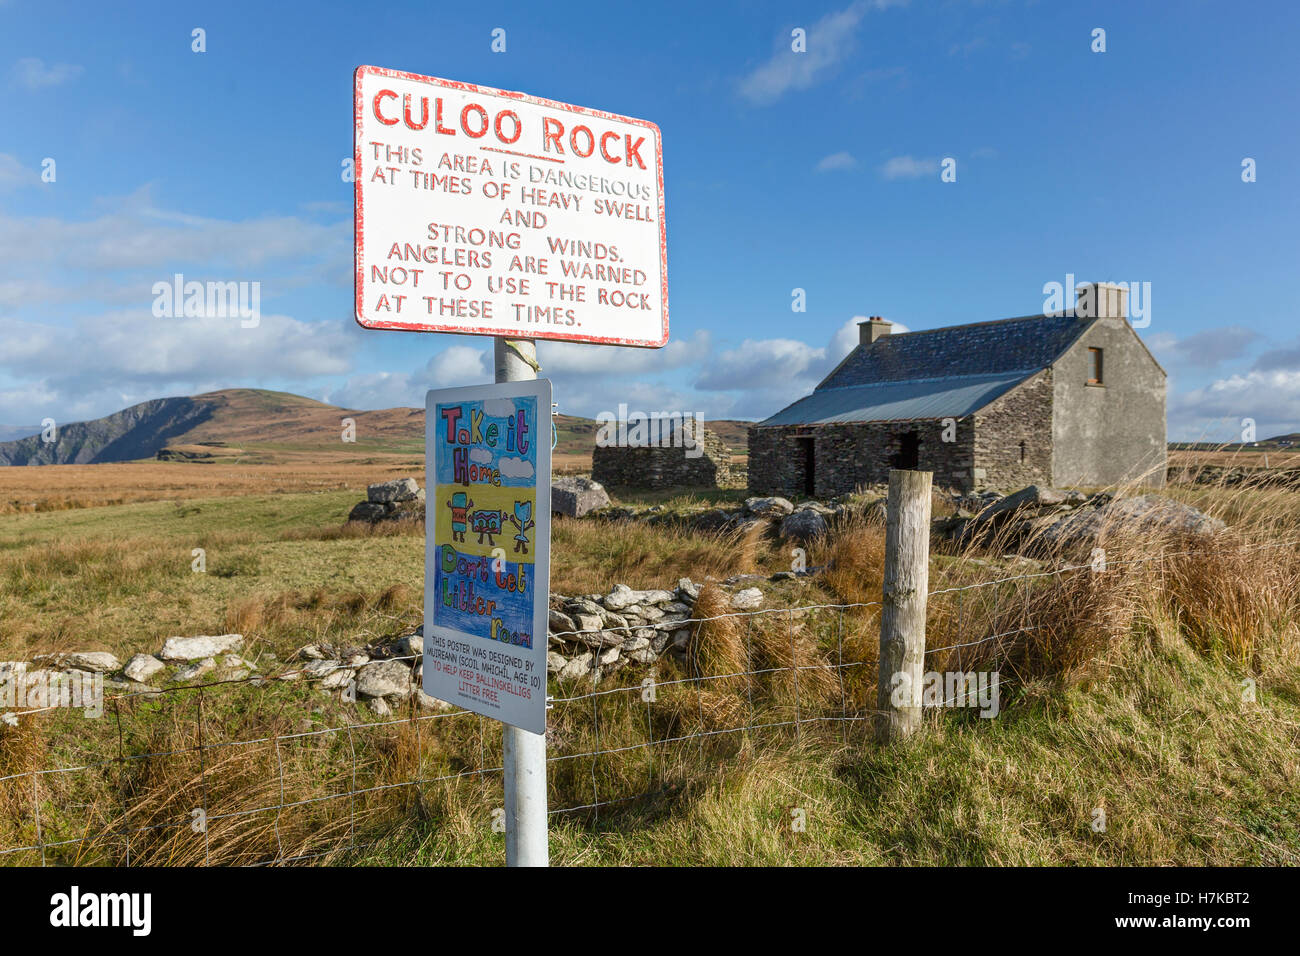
[1149,326,1261,369]
[0,310,353,423]
[0,153,38,190]
[498,456,534,479]
[326,315,879,426]
[738,1,907,105]
[483,397,517,418]
[326,345,491,410]
[11,57,84,90]
[0,190,350,273]
[815,151,858,173]
[879,155,940,180]
[537,331,705,377]
[1169,368,1300,440]
[429,345,492,388]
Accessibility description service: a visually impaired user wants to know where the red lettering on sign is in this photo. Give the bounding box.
[625,135,646,169]
[599,130,621,164]
[403,94,428,130]
[495,109,521,144]
[373,89,399,125]
[461,103,489,138]
[542,117,564,155]
[569,125,595,158]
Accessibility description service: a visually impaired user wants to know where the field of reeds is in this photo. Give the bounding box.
[2,465,1299,866]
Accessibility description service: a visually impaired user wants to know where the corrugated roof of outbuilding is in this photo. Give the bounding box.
[756,371,1032,426]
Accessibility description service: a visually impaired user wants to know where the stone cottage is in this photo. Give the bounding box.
[748,284,1166,495]
[592,416,736,489]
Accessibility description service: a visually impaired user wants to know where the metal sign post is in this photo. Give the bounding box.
[496,336,547,867]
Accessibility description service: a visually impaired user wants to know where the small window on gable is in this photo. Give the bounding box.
[1087,347,1104,385]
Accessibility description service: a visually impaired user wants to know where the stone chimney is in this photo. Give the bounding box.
[859,316,892,345]
[1075,282,1128,320]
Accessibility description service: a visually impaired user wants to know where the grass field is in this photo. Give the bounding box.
[2,466,1299,866]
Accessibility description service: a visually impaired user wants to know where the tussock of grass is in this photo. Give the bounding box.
[550,516,764,595]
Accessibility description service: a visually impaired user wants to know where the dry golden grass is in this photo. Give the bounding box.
[0,462,424,514]
[4,462,1300,865]
[1169,448,1300,469]
[548,515,768,595]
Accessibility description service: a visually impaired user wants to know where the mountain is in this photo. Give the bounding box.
[0,388,754,466]
[0,397,215,466]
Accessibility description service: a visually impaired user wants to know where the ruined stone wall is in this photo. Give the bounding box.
[591,424,735,489]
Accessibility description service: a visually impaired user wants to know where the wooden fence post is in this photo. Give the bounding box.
[876,469,932,744]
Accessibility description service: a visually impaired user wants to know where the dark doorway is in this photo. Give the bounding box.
[893,430,920,470]
[796,437,816,495]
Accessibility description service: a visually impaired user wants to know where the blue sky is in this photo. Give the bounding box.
[1,0,1297,440]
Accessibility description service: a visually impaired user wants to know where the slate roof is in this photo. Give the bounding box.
[757,313,1095,427]
[820,314,1093,388]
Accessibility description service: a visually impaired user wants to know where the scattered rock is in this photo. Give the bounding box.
[416,690,453,712]
[347,501,388,523]
[779,509,827,543]
[301,659,343,680]
[160,634,243,662]
[744,496,794,517]
[730,588,764,611]
[104,678,162,699]
[172,658,216,682]
[356,660,413,699]
[320,668,356,690]
[559,652,594,681]
[950,484,1226,554]
[37,651,122,674]
[347,478,427,524]
[973,484,1065,524]
[1039,495,1225,550]
[393,634,423,658]
[548,609,577,633]
[122,654,166,683]
[601,584,646,611]
[368,478,421,504]
[551,476,611,518]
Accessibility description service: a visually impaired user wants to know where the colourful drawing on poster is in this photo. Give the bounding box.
[432,395,538,650]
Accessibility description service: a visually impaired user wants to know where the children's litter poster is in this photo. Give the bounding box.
[423,379,552,733]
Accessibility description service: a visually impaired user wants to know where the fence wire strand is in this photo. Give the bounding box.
[3,534,1298,864]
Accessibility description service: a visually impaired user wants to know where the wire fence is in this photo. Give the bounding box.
[3,533,1298,866]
